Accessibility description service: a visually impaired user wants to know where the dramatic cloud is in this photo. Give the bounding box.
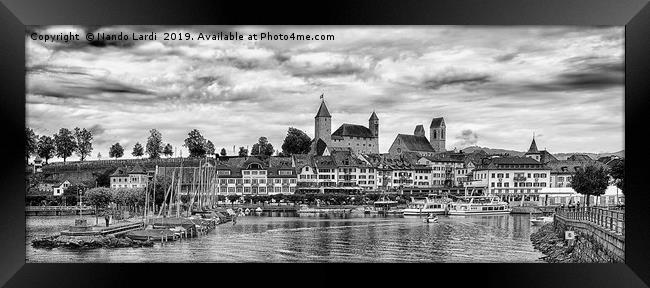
[455,129,480,148]
[25,26,624,161]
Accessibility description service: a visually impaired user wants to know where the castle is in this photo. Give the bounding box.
[311,100,379,155]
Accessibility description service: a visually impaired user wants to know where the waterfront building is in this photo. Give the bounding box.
[417,155,464,187]
[214,156,297,195]
[465,156,551,203]
[311,100,379,155]
[109,164,148,189]
[524,136,557,164]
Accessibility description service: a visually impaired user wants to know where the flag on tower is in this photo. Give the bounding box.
[320,93,324,99]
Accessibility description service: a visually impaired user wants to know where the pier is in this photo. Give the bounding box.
[60,221,144,237]
[25,206,95,216]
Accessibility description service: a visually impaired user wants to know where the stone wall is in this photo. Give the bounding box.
[553,215,624,263]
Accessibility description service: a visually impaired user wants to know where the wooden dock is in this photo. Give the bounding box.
[60,221,144,236]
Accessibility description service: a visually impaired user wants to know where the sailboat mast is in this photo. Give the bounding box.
[177,158,184,218]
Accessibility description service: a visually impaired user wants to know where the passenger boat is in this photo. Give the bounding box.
[371,197,401,214]
[255,207,263,213]
[447,196,511,215]
[530,216,553,226]
[402,196,450,216]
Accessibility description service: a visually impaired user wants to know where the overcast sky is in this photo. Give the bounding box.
[26,26,624,161]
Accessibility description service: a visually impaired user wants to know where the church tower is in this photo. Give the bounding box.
[315,100,332,147]
[369,111,379,138]
[430,117,446,152]
[525,134,541,162]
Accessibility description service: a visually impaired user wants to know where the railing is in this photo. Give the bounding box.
[555,206,625,236]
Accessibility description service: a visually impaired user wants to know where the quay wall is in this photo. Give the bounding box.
[553,214,625,263]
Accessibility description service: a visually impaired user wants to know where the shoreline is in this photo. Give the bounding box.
[530,222,575,263]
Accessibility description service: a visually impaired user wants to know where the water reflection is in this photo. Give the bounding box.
[26,213,544,263]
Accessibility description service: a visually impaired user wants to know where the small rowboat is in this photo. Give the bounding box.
[423,215,439,223]
[530,216,553,226]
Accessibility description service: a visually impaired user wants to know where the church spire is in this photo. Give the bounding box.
[527,134,539,154]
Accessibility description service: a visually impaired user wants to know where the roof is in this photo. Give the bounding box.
[527,138,539,154]
[130,164,146,174]
[475,156,549,170]
[422,155,463,163]
[315,101,331,118]
[395,134,435,152]
[539,150,558,163]
[546,159,606,174]
[313,155,337,169]
[332,124,374,138]
[567,154,592,162]
[430,117,444,128]
[369,111,379,121]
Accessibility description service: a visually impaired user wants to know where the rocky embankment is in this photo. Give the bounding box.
[32,234,153,249]
[530,223,576,263]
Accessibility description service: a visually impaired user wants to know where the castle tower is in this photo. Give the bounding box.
[315,100,332,146]
[430,117,446,152]
[369,111,379,138]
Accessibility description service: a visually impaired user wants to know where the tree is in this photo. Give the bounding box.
[238,146,248,157]
[132,142,144,158]
[610,159,624,195]
[109,143,124,159]
[570,164,609,206]
[26,128,38,160]
[36,135,55,164]
[205,140,216,156]
[97,152,102,160]
[54,128,77,163]
[251,137,274,156]
[184,129,207,157]
[227,194,240,207]
[146,129,164,159]
[74,127,93,161]
[220,148,227,157]
[163,143,174,157]
[85,187,113,224]
[281,127,312,155]
[63,184,85,206]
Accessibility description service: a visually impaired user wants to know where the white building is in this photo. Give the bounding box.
[465,156,551,202]
[110,165,148,189]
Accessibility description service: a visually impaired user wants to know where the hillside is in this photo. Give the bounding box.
[459,146,624,160]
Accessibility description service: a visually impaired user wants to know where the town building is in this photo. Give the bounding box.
[417,155,464,187]
[109,165,148,189]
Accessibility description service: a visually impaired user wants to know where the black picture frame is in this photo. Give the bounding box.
[1,0,648,287]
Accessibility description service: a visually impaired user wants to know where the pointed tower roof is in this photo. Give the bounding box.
[527,137,539,154]
[430,117,445,128]
[315,101,331,118]
[369,111,379,121]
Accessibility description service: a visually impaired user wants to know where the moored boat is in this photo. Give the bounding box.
[530,216,553,226]
[447,196,511,215]
[403,195,450,216]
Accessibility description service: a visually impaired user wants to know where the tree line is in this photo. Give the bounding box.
[26,126,314,164]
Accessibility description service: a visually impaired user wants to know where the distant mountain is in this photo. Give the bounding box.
[457,146,624,160]
[458,146,525,156]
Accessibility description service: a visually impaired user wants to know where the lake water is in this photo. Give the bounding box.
[26,213,545,263]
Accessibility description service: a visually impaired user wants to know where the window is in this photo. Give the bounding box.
[497,173,503,178]
[243,171,251,175]
[505,173,509,178]
[491,173,495,178]
[217,170,231,175]
[504,182,509,187]
[527,173,531,178]
[279,170,292,175]
[491,183,495,187]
